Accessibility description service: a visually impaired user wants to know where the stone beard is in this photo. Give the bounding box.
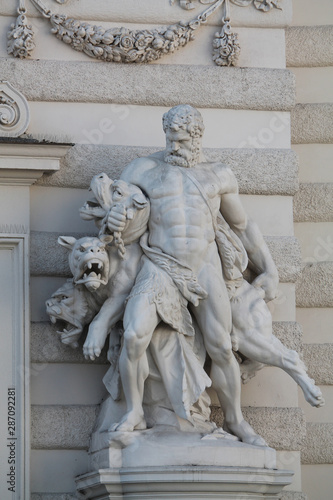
[163,105,204,168]
[164,134,202,168]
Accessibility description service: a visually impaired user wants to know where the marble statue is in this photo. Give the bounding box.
[46,105,324,450]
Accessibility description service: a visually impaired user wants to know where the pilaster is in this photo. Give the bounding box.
[0,142,71,500]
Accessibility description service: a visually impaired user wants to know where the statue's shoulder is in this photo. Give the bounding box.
[121,155,160,184]
[208,162,238,192]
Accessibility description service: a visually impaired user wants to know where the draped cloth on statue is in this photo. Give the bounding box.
[103,232,211,422]
[102,216,248,423]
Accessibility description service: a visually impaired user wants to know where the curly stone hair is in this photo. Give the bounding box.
[162,104,205,138]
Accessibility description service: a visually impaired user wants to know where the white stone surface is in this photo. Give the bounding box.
[296,308,333,344]
[31,364,108,405]
[27,103,291,149]
[301,464,333,500]
[291,0,333,26]
[0,185,29,227]
[241,195,294,236]
[292,68,333,104]
[293,145,333,183]
[30,187,96,233]
[276,451,301,492]
[31,450,88,492]
[240,368,298,408]
[294,222,333,263]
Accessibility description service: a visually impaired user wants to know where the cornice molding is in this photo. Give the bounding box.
[0,143,71,185]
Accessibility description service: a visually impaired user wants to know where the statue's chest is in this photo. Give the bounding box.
[144,165,221,203]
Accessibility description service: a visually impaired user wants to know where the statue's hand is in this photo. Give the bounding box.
[107,204,127,233]
[252,272,279,302]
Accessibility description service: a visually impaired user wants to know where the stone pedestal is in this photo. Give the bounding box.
[76,427,293,499]
[77,466,293,500]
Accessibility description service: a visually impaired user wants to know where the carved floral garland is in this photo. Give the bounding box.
[48,17,201,63]
[7,0,282,66]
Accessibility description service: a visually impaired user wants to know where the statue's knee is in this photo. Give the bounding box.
[209,339,233,364]
[123,327,149,360]
[123,329,139,359]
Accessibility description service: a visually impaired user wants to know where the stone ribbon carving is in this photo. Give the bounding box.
[174,0,281,10]
[0,81,30,137]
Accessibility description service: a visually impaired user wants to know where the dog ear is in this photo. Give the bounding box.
[132,193,149,210]
[58,236,77,250]
[99,234,113,245]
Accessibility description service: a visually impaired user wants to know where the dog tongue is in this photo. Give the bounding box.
[89,271,97,278]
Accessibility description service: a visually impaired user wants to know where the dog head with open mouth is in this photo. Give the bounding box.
[45,280,97,348]
[58,235,111,292]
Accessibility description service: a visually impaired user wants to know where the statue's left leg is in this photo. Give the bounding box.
[191,260,267,446]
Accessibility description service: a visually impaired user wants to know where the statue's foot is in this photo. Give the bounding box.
[224,420,267,447]
[240,360,265,384]
[303,380,325,408]
[109,411,147,432]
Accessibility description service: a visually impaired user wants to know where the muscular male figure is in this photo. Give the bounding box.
[102,105,279,444]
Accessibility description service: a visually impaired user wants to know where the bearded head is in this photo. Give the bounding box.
[162,105,204,168]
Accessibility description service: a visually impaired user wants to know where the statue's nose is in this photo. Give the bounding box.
[171,141,180,152]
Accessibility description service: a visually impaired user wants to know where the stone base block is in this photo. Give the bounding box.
[89,428,277,470]
[76,466,294,500]
[76,428,293,499]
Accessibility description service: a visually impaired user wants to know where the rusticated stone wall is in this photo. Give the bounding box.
[288,1,333,498]
[1,0,331,498]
